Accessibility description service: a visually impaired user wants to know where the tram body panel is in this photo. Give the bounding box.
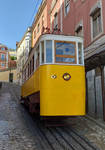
[21,34,85,116]
[21,68,40,97]
[40,65,85,116]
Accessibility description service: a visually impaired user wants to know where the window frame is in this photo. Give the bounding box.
[37,23,40,33]
[75,24,83,37]
[1,54,5,60]
[1,62,5,67]
[54,40,77,64]
[64,0,70,16]
[46,40,53,63]
[92,10,102,38]
[34,30,36,39]
[42,15,44,27]
[54,12,58,29]
[1,47,5,51]
[90,2,103,41]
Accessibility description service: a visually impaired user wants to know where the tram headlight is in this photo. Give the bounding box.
[63,73,71,81]
[51,74,57,79]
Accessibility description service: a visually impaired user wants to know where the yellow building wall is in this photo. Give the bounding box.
[0,69,17,82]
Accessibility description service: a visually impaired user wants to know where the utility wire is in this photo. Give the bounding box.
[27,0,42,27]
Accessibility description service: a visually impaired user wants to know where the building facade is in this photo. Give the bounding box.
[0,44,8,70]
[32,0,52,48]
[9,49,17,59]
[31,0,105,120]
[16,27,32,85]
[49,0,105,120]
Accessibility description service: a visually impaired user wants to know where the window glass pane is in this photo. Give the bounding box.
[54,13,58,29]
[78,43,83,64]
[55,41,76,64]
[93,18,97,38]
[1,54,5,60]
[98,15,102,33]
[56,57,75,63]
[46,41,52,63]
[92,10,102,38]
[1,63,5,67]
[1,47,5,50]
[56,42,75,56]
[41,41,44,63]
[65,0,70,15]
[36,46,40,68]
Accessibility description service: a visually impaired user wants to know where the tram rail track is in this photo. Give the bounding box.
[35,120,99,150]
[7,82,100,150]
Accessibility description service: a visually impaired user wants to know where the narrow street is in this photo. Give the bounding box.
[0,82,105,150]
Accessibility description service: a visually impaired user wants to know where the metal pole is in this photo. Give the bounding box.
[94,73,97,118]
[86,72,88,113]
[100,65,105,121]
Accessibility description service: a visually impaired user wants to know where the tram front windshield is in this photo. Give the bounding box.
[55,41,83,65]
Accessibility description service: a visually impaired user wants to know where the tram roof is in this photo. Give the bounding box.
[39,34,83,43]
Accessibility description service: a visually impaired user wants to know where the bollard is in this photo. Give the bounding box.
[0,82,2,89]
[9,73,13,83]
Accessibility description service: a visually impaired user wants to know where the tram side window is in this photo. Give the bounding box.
[41,41,44,64]
[30,60,32,75]
[36,46,40,69]
[46,40,52,63]
[78,43,83,64]
[22,70,25,83]
[24,69,26,81]
[26,66,28,80]
[55,41,76,63]
[32,55,34,72]
[28,63,30,77]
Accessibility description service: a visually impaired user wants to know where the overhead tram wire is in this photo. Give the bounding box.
[27,0,42,27]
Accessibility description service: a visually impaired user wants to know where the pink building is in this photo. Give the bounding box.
[32,0,52,48]
[0,44,8,70]
[32,0,105,120]
[49,0,105,121]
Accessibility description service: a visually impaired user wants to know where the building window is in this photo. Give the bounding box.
[1,54,5,60]
[34,30,36,39]
[65,0,70,16]
[51,0,57,12]
[1,63,5,67]
[54,12,58,29]
[92,9,102,38]
[37,23,40,33]
[75,26,83,37]
[42,15,44,27]
[1,47,5,51]
[32,55,34,72]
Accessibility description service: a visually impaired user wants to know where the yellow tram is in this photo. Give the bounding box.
[21,34,86,116]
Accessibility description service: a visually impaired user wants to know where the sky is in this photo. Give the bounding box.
[0,0,42,49]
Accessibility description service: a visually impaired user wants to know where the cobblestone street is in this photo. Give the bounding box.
[0,83,40,150]
[0,82,105,150]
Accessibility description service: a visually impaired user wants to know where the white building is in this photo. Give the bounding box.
[16,27,32,85]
